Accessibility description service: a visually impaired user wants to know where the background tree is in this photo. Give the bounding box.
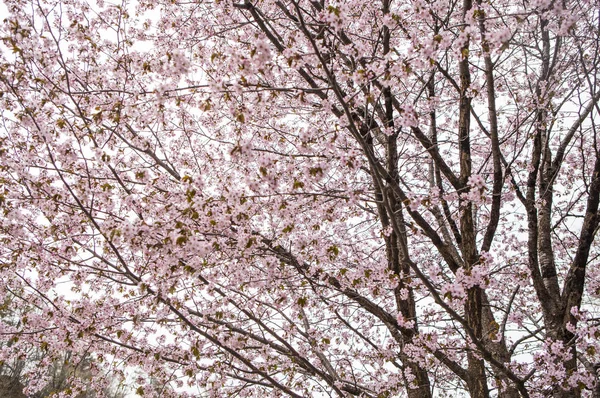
[1,0,600,396]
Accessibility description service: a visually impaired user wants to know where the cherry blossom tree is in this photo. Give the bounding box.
[1,0,600,396]
[0,294,130,397]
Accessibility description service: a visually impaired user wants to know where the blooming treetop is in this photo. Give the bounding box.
[1,0,600,397]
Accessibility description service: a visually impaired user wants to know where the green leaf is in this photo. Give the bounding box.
[327,245,339,259]
[192,346,200,359]
[309,167,323,176]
